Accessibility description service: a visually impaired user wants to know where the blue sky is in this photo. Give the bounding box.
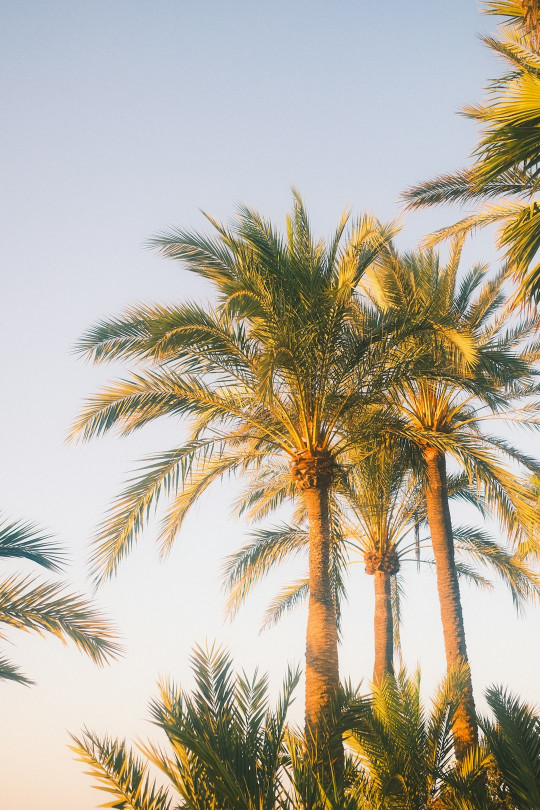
[2,2,538,808]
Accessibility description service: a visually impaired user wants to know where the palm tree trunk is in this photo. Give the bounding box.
[373,570,394,686]
[424,446,478,761]
[303,481,343,773]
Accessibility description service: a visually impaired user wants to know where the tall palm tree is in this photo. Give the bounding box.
[362,244,540,760]
[76,195,458,766]
[0,515,120,684]
[403,1,540,307]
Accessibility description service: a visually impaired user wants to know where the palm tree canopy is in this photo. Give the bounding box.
[72,194,473,584]
[402,1,540,306]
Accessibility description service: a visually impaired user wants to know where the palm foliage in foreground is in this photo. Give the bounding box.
[72,644,300,810]
[347,667,492,810]
[482,686,540,809]
[403,1,540,307]
[76,648,537,809]
[0,514,120,684]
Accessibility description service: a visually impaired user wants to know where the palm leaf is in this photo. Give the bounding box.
[0,575,121,665]
[71,729,172,810]
[0,516,65,572]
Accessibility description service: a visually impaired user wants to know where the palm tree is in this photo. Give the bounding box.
[0,515,120,684]
[73,195,479,768]
[223,445,423,687]
[362,244,540,759]
[402,1,540,307]
[72,644,299,810]
[77,195,445,766]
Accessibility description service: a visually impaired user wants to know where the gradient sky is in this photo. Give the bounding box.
[2,2,539,808]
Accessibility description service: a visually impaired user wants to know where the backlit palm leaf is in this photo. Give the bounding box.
[0,575,121,666]
[71,730,172,810]
[0,515,65,572]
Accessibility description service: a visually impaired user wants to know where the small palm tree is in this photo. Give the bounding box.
[403,1,540,307]
[0,515,120,684]
[347,667,490,810]
[72,644,300,810]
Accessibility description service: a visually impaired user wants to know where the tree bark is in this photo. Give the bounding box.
[303,482,343,774]
[424,446,478,761]
[372,570,394,686]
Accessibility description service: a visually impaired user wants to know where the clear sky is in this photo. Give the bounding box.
[2,2,539,808]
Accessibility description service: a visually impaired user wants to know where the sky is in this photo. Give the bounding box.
[2,1,540,808]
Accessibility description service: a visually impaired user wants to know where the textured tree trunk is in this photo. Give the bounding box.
[424,446,478,761]
[372,570,394,686]
[302,481,343,775]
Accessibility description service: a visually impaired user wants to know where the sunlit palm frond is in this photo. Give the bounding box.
[145,644,300,810]
[222,525,308,619]
[0,575,121,665]
[260,580,310,632]
[403,4,540,307]
[90,441,227,583]
[453,524,540,610]
[71,729,172,810]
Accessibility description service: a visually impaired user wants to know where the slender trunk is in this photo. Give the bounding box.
[424,446,478,761]
[372,570,394,686]
[303,482,343,775]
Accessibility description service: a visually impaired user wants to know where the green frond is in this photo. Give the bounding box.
[145,644,299,810]
[0,575,121,665]
[90,441,227,583]
[453,524,540,610]
[157,449,258,558]
[261,579,309,630]
[348,668,463,806]
[70,729,172,810]
[402,4,540,307]
[0,654,34,686]
[0,516,65,572]
[482,685,540,809]
[222,525,308,619]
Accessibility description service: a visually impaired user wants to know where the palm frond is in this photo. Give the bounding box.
[0,575,121,665]
[222,525,308,619]
[482,685,540,809]
[0,653,34,686]
[0,516,65,572]
[71,729,172,810]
